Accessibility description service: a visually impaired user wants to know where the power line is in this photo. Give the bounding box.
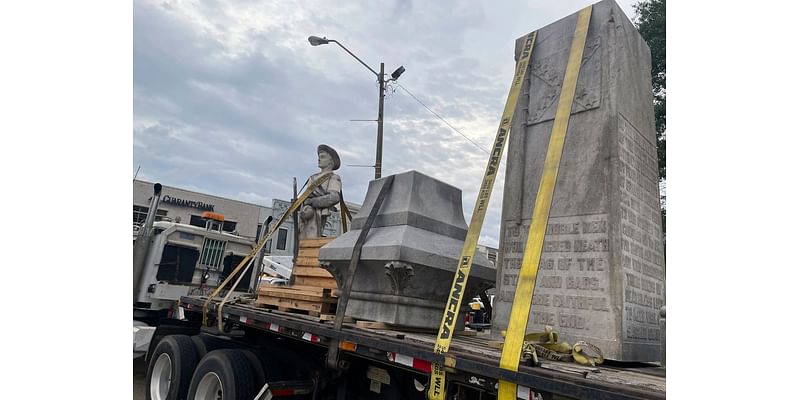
[395,83,491,156]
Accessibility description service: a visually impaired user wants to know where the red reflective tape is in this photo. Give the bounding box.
[517,385,535,399]
[301,332,319,343]
[270,389,295,396]
[389,352,431,372]
[413,358,432,373]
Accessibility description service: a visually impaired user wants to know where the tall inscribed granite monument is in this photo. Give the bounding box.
[493,0,665,362]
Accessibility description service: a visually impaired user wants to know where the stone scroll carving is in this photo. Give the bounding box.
[384,261,415,295]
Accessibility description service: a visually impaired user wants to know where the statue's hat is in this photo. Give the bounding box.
[317,144,341,170]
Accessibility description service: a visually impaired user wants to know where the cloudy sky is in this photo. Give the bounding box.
[133,0,639,247]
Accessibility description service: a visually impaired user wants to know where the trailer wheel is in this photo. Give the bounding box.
[187,349,256,400]
[191,334,233,357]
[241,350,266,388]
[191,335,265,386]
[145,335,199,400]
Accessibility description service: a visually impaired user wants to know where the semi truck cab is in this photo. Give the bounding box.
[134,218,257,315]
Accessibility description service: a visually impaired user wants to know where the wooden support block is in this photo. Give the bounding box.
[318,314,352,322]
[294,276,338,289]
[258,291,337,304]
[298,247,321,258]
[293,266,334,278]
[488,340,504,350]
[258,285,332,297]
[299,238,335,249]
[256,296,333,314]
[294,256,320,267]
[356,321,392,329]
[318,314,335,321]
[354,320,476,336]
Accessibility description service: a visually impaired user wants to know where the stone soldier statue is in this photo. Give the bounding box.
[298,144,342,239]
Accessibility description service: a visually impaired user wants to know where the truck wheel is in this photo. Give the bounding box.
[241,350,266,389]
[191,335,233,357]
[187,349,256,400]
[191,335,265,387]
[146,335,199,400]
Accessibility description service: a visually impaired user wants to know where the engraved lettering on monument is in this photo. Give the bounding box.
[501,214,613,335]
[618,114,664,346]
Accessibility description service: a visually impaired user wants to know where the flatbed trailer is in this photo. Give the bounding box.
[176,295,665,400]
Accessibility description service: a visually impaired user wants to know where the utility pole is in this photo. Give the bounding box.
[376,62,385,179]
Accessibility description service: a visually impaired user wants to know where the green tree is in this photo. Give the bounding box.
[634,0,666,234]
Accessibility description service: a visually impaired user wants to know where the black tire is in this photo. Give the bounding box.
[191,334,233,358]
[192,335,265,388]
[145,335,199,400]
[187,349,256,400]
[241,350,266,389]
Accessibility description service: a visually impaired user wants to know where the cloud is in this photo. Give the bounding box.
[134,0,641,247]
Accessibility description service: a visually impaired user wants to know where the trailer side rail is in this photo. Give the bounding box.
[181,296,664,400]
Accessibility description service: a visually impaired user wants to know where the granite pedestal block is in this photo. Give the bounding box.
[319,170,495,329]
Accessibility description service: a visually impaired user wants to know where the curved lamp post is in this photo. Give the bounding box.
[308,35,405,180]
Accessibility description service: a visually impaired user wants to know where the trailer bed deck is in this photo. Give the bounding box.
[182,296,665,400]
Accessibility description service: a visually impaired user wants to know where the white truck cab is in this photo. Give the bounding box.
[134,219,256,313]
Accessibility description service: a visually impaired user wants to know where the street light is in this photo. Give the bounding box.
[308,35,405,180]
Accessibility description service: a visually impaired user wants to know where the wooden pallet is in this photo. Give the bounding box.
[256,238,339,318]
[256,285,335,315]
[255,296,335,316]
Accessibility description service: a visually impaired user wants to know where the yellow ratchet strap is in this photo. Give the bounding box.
[427,30,537,400]
[497,5,592,399]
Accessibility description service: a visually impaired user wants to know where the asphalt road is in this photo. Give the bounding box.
[134,357,147,400]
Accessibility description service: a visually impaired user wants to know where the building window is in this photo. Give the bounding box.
[190,215,205,228]
[134,205,148,225]
[190,214,232,232]
[155,210,169,221]
[134,206,167,225]
[222,221,237,233]
[276,228,288,250]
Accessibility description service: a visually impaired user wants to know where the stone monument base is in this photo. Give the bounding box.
[319,171,495,330]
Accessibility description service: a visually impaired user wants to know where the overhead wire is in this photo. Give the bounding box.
[395,83,492,156]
